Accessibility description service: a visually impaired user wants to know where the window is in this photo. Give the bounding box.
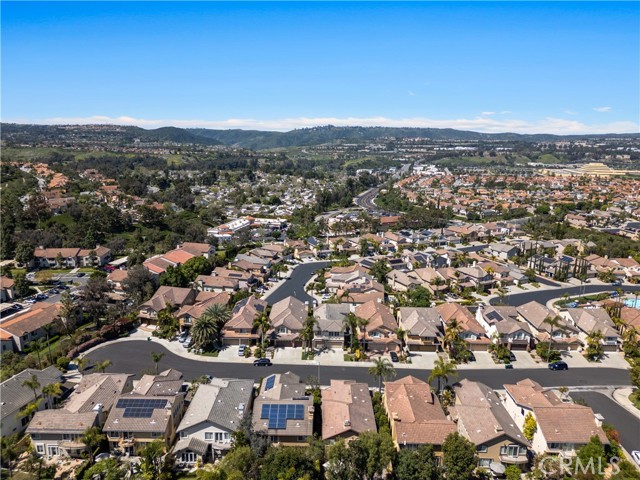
[180,431,188,439]
[477,445,488,453]
[151,432,160,437]
[205,432,214,441]
[329,331,341,337]
[370,330,381,338]
[277,326,290,334]
[501,445,521,457]
[36,444,45,454]
[478,459,492,468]
[31,433,40,440]
[548,443,561,450]
[63,434,72,440]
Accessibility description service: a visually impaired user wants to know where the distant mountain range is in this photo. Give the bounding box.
[2,123,638,150]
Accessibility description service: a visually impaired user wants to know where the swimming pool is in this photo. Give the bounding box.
[625,298,640,309]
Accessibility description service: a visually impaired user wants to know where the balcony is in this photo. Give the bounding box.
[499,453,529,464]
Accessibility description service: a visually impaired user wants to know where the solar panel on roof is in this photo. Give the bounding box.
[263,403,305,430]
[265,375,276,391]
[261,404,271,419]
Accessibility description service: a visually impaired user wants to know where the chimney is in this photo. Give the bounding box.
[392,412,400,421]
[93,403,103,414]
[594,413,604,427]
[343,420,351,427]
[308,405,314,419]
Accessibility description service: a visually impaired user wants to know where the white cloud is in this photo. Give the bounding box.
[481,111,497,116]
[14,114,640,135]
[593,106,612,112]
[564,109,578,115]
[408,90,415,96]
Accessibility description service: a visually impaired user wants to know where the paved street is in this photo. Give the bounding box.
[493,284,640,307]
[569,391,640,455]
[86,340,631,388]
[265,261,330,306]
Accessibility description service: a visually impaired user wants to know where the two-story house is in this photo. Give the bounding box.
[0,302,62,352]
[354,300,400,353]
[27,373,132,458]
[450,379,530,471]
[477,305,533,350]
[503,379,608,457]
[313,303,350,350]
[252,372,314,445]
[561,308,620,352]
[268,296,308,348]
[174,378,254,465]
[397,307,443,352]
[138,286,197,324]
[516,301,581,351]
[223,296,268,346]
[322,380,376,442]
[437,303,490,351]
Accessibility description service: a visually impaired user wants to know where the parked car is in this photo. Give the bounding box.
[238,345,246,356]
[505,364,514,369]
[76,272,86,277]
[182,337,192,348]
[548,361,569,371]
[509,351,516,362]
[178,332,189,343]
[253,358,272,367]
[35,294,47,301]
[389,351,399,362]
[612,280,622,286]
[631,451,640,467]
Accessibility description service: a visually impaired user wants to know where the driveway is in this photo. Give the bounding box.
[511,350,539,368]
[463,351,496,369]
[407,352,438,368]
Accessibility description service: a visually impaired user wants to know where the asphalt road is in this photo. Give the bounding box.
[265,261,330,306]
[86,340,632,388]
[569,391,640,455]
[492,284,640,307]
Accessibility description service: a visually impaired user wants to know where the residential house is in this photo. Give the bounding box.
[103,370,185,455]
[355,301,400,353]
[409,267,449,296]
[31,246,112,269]
[503,379,608,457]
[322,380,376,442]
[313,303,350,350]
[456,266,495,292]
[436,303,490,351]
[106,269,128,295]
[176,292,231,332]
[27,373,132,458]
[450,379,530,471]
[486,243,521,261]
[397,307,443,352]
[383,376,456,455]
[477,306,533,350]
[232,254,272,282]
[0,276,15,302]
[561,308,620,351]
[0,366,63,438]
[0,302,62,352]
[223,296,268,346]
[174,378,254,465]
[386,270,422,292]
[268,296,308,348]
[138,286,197,323]
[516,301,581,350]
[252,372,314,445]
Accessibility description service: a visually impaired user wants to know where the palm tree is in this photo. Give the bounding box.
[22,374,41,402]
[42,382,62,409]
[29,338,45,369]
[198,304,232,349]
[150,352,164,374]
[17,400,40,421]
[301,316,319,352]
[95,360,112,373]
[428,357,458,394]
[368,357,396,393]
[343,313,365,353]
[395,327,407,353]
[253,313,272,349]
[585,330,604,361]
[75,356,88,374]
[443,319,463,360]
[542,315,565,363]
[81,426,105,464]
[42,323,56,365]
[190,315,217,351]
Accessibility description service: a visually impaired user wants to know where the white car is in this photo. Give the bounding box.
[632,451,640,467]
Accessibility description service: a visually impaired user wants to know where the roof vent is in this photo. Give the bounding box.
[343,420,351,427]
[392,412,400,421]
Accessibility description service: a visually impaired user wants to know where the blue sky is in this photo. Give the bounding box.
[2,2,639,133]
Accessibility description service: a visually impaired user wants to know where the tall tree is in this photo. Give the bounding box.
[394,444,440,480]
[368,357,396,393]
[95,360,112,373]
[41,323,56,365]
[81,426,105,464]
[586,330,605,361]
[22,374,41,401]
[41,382,62,409]
[198,304,232,349]
[427,357,458,394]
[150,352,165,374]
[57,291,78,337]
[442,432,477,480]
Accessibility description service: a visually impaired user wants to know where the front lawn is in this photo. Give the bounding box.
[629,391,640,410]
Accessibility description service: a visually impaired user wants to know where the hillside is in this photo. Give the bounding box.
[2,123,638,150]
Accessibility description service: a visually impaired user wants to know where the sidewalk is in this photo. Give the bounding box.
[612,387,640,420]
